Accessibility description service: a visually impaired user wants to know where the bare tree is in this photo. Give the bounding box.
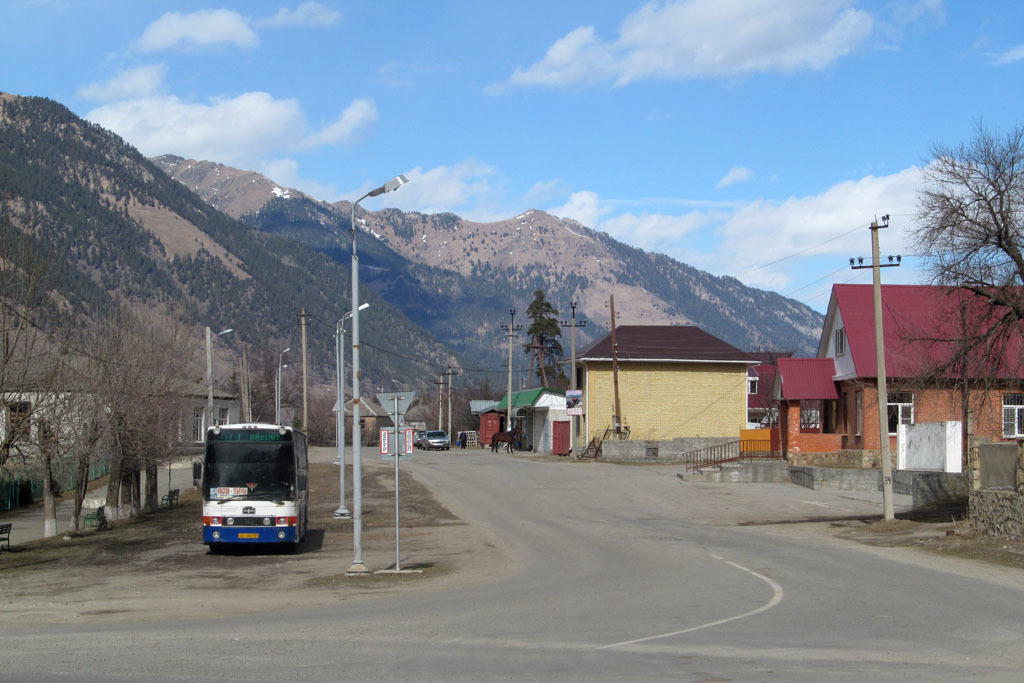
[82,307,198,521]
[915,121,1024,324]
[912,122,1024,461]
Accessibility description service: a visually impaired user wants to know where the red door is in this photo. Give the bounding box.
[553,420,570,456]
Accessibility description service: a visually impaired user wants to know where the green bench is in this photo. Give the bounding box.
[83,505,107,530]
[0,522,10,550]
[161,489,180,507]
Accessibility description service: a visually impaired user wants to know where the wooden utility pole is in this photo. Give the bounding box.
[609,295,622,434]
[851,215,899,520]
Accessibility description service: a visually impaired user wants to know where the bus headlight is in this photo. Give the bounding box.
[278,531,286,540]
[263,517,272,526]
[226,517,235,526]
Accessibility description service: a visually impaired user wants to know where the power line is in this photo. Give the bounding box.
[740,222,869,276]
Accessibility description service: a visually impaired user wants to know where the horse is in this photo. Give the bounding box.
[490,426,522,453]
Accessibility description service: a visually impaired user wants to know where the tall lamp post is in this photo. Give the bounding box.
[206,326,233,431]
[348,174,409,575]
[335,302,369,519]
[276,347,290,424]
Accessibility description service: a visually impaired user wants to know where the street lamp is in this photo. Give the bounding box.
[349,173,408,575]
[335,302,369,519]
[276,347,290,424]
[206,326,233,431]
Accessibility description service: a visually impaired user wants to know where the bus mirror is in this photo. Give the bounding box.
[192,461,202,487]
[298,473,307,491]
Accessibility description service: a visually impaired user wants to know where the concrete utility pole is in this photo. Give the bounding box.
[206,326,233,431]
[501,309,522,432]
[299,308,310,433]
[561,301,587,449]
[446,365,458,438]
[851,215,900,521]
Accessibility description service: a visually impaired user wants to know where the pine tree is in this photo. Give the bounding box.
[524,289,564,387]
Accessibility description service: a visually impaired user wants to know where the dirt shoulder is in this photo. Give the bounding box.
[0,461,512,626]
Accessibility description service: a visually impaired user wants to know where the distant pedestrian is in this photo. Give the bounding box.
[458,432,467,449]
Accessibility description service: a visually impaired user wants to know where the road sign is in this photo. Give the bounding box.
[379,428,389,455]
[405,428,414,455]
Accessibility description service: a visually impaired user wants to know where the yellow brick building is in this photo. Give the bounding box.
[578,326,754,442]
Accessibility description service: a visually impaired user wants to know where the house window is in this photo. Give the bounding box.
[800,401,821,432]
[835,327,847,355]
[887,391,914,435]
[748,377,758,395]
[855,392,862,437]
[217,407,229,426]
[191,407,205,443]
[5,401,32,442]
[1003,393,1024,438]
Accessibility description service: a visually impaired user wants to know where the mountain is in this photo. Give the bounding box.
[152,158,824,359]
[0,93,457,393]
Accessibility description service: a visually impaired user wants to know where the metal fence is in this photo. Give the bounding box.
[0,459,109,513]
[684,438,777,472]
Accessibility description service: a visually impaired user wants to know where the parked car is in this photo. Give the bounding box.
[423,430,450,450]
[414,430,427,449]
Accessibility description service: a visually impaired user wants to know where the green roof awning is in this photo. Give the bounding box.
[494,387,564,411]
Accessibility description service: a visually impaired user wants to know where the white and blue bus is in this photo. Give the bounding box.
[201,424,309,551]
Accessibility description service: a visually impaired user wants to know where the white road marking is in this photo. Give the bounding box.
[598,554,784,649]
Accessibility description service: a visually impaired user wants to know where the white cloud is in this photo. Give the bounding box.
[86,92,306,167]
[301,98,377,147]
[360,161,502,218]
[77,64,167,101]
[548,191,614,228]
[497,0,875,90]
[712,166,923,289]
[716,166,753,189]
[135,9,258,52]
[257,2,342,29]
[994,45,1024,65]
[602,211,712,252]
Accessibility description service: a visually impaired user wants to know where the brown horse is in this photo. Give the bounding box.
[490,426,522,453]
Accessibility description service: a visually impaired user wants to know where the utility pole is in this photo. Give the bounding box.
[501,309,522,432]
[445,365,458,438]
[240,341,251,422]
[608,295,622,435]
[561,301,587,449]
[299,308,311,433]
[850,214,900,521]
[436,371,444,429]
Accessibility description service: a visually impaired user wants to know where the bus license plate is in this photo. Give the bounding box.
[238,533,259,539]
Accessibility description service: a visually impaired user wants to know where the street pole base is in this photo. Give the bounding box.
[333,507,351,519]
[375,568,424,575]
[345,562,371,576]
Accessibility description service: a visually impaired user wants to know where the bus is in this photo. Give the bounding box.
[201,423,309,552]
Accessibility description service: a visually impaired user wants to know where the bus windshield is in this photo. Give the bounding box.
[204,442,296,501]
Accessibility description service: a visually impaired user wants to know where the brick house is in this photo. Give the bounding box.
[577,325,756,442]
[777,284,1024,466]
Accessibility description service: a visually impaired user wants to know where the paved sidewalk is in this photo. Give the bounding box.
[1,460,198,547]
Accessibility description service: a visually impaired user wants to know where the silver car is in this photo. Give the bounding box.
[423,430,450,450]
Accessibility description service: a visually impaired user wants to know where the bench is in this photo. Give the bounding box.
[161,489,180,507]
[0,522,10,550]
[83,505,107,530]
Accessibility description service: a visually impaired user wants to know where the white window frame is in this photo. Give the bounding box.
[855,391,862,437]
[748,377,758,395]
[887,391,914,435]
[191,407,205,443]
[1003,393,1024,438]
[835,327,847,355]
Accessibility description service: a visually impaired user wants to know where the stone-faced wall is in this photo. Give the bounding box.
[968,440,1024,537]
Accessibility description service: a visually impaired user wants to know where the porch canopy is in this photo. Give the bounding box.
[775,358,839,401]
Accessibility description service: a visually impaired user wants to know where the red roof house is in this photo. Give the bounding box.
[778,284,1024,466]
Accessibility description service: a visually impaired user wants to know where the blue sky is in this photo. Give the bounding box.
[4,1,1023,311]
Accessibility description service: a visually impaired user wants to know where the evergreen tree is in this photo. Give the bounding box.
[524,289,564,387]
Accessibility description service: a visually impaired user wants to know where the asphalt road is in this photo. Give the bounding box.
[5,450,1024,681]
